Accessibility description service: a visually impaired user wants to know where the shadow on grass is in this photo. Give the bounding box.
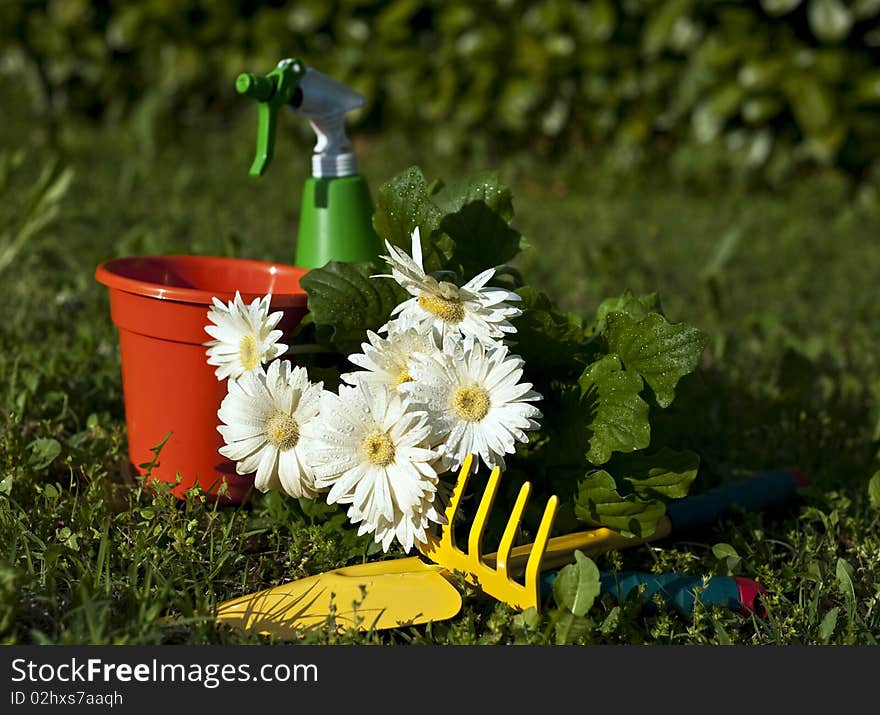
[652,348,877,497]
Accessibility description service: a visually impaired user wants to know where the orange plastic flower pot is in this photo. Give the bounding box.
[95,255,309,504]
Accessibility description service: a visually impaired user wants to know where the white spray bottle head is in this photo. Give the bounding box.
[281,59,365,179]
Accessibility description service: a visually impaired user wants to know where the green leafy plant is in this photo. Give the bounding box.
[298,165,709,542]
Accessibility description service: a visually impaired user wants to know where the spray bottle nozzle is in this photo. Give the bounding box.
[238,58,365,180]
[235,73,276,102]
[236,59,306,177]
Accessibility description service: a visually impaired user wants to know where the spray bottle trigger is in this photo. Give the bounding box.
[236,60,306,177]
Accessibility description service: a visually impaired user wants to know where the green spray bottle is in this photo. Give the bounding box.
[236,58,381,268]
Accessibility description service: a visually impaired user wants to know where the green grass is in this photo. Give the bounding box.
[2,98,880,645]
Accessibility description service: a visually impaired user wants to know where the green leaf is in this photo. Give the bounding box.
[578,355,651,465]
[692,83,746,142]
[785,78,836,136]
[431,170,514,221]
[540,384,599,474]
[499,79,542,133]
[836,558,855,605]
[552,551,601,617]
[808,0,853,43]
[28,438,62,470]
[372,166,522,278]
[586,0,617,42]
[643,0,695,57]
[372,166,446,271]
[818,607,839,643]
[604,311,708,408]
[513,286,586,373]
[761,0,803,16]
[599,606,620,635]
[297,495,345,523]
[441,200,522,277]
[613,447,700,499]
[41,544,66,569]
[712,543,739,560]
[512,606,541,631]
[553,611,592,645]
[713,621,732,645]
[712,542,741,573]
[868,471,880,510]
[300,261,408,354]
[594,290,662,334]
[574,470,666,538]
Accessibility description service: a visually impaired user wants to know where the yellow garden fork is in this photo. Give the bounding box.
[417,454,557,611]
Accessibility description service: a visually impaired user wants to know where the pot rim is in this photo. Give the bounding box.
[95,254,309,307]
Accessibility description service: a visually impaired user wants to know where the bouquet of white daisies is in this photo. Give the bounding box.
[205,228,543,554]
[204,166,709,556]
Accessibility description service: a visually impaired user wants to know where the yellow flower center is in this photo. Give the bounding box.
[417,292,465,324]
[264,411,300,451]
[394,365,413,387]
[362,429,396,467]
[451,385,491,422]
[239,334,260,371]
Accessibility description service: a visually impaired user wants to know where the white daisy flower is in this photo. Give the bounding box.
[217,359,322,498]
[366,492,447,555]
[340,326,441,392]
[401,340,542,472]
[304,381,445,552]
[375,227,522,346]
[204,292,287,380]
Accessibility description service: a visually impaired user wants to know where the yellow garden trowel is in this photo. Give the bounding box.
[215,558,462,635]
[215,455,807,637]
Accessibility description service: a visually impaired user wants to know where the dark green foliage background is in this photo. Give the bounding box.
[4,0,880,179]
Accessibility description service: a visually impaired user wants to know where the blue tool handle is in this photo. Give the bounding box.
[541,571,763,616]
[664,468,806,534]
